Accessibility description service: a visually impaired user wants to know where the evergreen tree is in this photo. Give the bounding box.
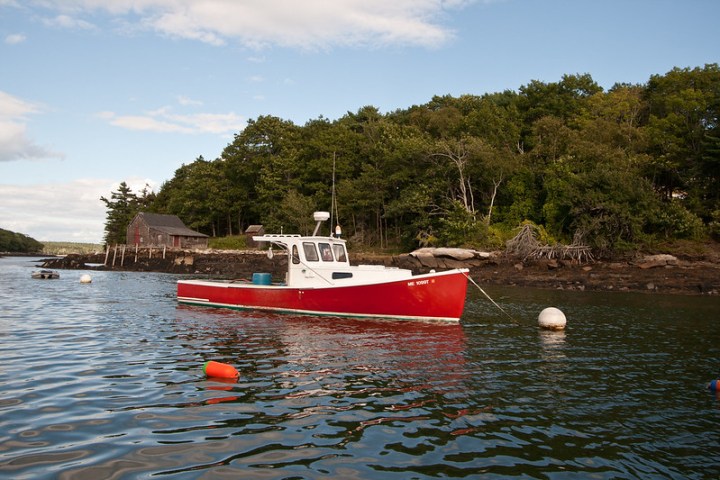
[100,182,139,245]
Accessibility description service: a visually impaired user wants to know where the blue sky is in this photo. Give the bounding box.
[1,0,718,243]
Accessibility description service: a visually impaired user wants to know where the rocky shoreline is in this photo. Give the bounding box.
[37,246,720,296]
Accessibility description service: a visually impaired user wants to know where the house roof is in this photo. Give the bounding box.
[136,212,208,238]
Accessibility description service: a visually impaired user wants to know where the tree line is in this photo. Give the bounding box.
[102,64,720,256]
[0,227,44,253]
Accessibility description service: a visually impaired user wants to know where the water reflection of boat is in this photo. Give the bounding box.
[178,212,469,322]
[194,311,468,391]
[280,316,468,361]
[31,269,60,279]
[280,318,468,405]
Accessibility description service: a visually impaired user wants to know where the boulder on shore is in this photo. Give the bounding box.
[636,254,679,269]
[405,247,496,270]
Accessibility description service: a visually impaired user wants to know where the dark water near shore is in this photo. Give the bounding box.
[1,256,719,479]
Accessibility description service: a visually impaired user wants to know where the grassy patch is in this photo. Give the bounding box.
[42,242,104,255]
[208,235,248,250]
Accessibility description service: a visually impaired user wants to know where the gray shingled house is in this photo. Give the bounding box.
[127,212,209,249]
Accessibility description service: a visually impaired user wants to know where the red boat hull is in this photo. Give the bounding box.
[177,269,469,322]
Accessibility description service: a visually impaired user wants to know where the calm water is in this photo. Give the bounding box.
[1,256,719,479]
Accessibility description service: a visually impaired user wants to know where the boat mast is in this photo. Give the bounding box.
[330,152,336,232]
[330,152,341,238]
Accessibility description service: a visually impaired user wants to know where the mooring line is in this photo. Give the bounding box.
[464,273,515,322]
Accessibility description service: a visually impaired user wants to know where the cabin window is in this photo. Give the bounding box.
[292,245,300,264]
[332,244,347,262]
[319,243,334,262]
[303,242,319,262]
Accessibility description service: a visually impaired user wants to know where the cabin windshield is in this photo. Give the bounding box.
[318,243,333,262]
[303,242,319,262]
[332,244,347,262]
[296,240,347,264]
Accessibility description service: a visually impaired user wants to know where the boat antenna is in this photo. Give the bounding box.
[330,152,341,238]
[330,152,336,231]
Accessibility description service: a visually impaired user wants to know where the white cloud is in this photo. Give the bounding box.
[0,91,62,162]
[4,33,26,44]
[177,95,203,106]
[19,0,469,49]
[104,112,195,134]
[42,14,97,30]
[0,180,111,243]
[98,106,245,135]
[0,121,54,161]
[0,177,159,243]
[0,90,40,118]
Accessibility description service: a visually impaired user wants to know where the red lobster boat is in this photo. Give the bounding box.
[177,212,469,322]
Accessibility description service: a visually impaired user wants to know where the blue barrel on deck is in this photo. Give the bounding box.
[252,273,272,285]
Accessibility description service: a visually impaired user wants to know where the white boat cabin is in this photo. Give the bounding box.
[253,212,413,288]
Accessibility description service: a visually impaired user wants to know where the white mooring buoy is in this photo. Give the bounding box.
[80,274,92,284]
[538,307,566,330]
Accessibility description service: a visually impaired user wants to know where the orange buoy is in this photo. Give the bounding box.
[203,361,239,379]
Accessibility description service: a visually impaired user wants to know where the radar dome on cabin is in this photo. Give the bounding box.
[312,211,331,235]
[313,211,330,222]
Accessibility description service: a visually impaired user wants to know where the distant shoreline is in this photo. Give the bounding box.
[31,248,720,296]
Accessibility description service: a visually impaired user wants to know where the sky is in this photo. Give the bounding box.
[1,0,718,244]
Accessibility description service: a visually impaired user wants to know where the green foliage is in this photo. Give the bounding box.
[208,235,247,250]
[100,181,154,245]
[436,201,488,247]
[644,64,720,214]
[541,159,661,252]
[709,210,720,240]
[482,225,506,250]
[271,190,317,235]
[42,242,103,255]
[102,64,720,254]
[415,230,438,248]
[0,228,43,253]
[652,201,706,239]
[517,220,556,245]
[499,169,541,226]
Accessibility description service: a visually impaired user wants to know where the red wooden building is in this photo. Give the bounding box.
[127,212,208,249]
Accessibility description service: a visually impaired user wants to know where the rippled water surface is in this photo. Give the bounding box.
[1,256,719,479]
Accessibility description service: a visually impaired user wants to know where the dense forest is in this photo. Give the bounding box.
[0,227,43,253]
[103,64,720,256]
